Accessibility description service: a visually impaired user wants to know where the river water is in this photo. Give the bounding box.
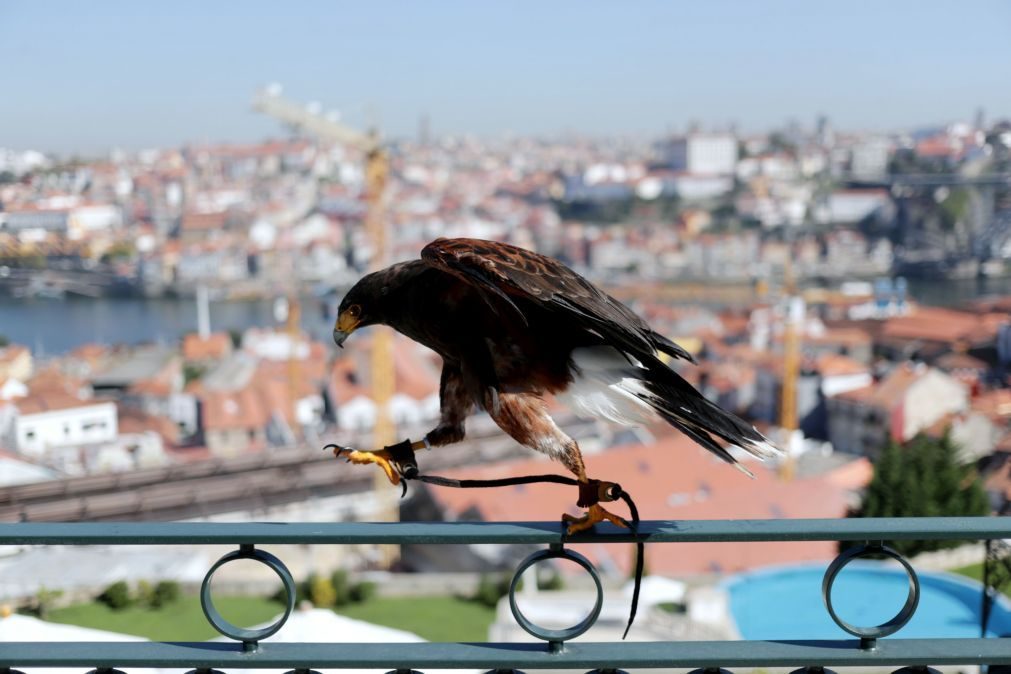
[1,277,1008,356]
[0,295,336,356]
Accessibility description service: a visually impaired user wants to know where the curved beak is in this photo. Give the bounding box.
[333,311,361,348]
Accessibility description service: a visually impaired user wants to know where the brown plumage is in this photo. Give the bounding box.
[333,237,778,531]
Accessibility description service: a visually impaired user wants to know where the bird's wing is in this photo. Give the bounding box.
[421,237,690,363]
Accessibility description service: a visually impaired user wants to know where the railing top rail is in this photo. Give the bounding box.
[1,517,1008,545]
[4,638,1011,669]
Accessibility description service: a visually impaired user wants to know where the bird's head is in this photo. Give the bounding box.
[332,267,395,348]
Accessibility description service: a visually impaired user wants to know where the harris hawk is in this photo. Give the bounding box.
[332,237,778,532]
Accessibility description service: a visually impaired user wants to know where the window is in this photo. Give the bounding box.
[82,419,108,431]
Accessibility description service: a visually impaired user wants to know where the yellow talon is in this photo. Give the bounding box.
[562,503,630,535]
[332,447,400,486]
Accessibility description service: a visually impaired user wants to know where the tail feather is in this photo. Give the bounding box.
[648,330,697,364]
[565,345,779,470]
[628,372,779,466]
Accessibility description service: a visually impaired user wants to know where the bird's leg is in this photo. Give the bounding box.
[561,469,631,535]
[330,439,429,486]
[478,390,631,535]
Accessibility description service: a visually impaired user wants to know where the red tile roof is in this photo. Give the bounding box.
[117,406,178,446]
[816,353,870,377]
[833,363,924,407]
[183,333,233,361]
[180,211,227,232]
[882,307,999,345]
[201,388,269,431]
[15,392,101,415]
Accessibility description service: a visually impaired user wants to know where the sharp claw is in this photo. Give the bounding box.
[563,503,630,535]
[485,387,501,417]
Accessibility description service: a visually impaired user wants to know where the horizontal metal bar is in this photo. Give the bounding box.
[3,639,1010,669]
[1,518,1009,546]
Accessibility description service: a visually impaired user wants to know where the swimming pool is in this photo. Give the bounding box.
[724,561,1011,640]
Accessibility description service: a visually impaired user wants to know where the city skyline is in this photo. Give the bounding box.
[3,0,1011,155]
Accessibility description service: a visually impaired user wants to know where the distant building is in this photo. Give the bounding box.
[183,332,234,363]
[0,378,28,401]
[90,346,181,396]
[1,208,70,242]
[827,364,968,458]
[850,137,891,180]
[816,189,893,225]
[326,337,440,434]
[9,396,118,462]
[658,134,738,175]
[0,345,33,383]
[199,389,268,456]
[67,204,123,239]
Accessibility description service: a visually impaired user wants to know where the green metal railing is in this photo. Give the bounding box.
[1,517,1010,671]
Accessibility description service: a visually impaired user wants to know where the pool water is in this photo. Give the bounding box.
[724,562,1011,640]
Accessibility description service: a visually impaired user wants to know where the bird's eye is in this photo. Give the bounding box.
[347,304,362,318]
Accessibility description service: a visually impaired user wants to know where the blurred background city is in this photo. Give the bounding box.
[1,0,1010,647]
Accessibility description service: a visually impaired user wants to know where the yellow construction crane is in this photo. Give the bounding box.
[778,255,802,480]
[253,86,398,559]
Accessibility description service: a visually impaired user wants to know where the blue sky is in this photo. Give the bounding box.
[2,0,1010,155]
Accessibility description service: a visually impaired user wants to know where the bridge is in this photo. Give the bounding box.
[851,173,1011,188]
[0,265,128,298]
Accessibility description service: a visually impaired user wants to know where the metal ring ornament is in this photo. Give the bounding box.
[821,543,920,639]
[201,546,295,643]
[508,547,603,642]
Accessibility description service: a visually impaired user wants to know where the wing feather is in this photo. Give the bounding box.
[421,237,688,364]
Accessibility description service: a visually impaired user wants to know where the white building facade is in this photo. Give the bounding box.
[661,134,738,175]
[12,401,118,459]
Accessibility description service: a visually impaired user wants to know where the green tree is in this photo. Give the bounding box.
[330,569,351,606]
[99,241,136,264]
[183,363,206,386]
[308,574,337,608]
[136,580,155,607]
[151,581,180,608]
[97,581,133,610]
[471,572,518,608]
[348,580,377,603]
[847,433,990,557]
[21,586,63,619]
[939,187,971,231]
